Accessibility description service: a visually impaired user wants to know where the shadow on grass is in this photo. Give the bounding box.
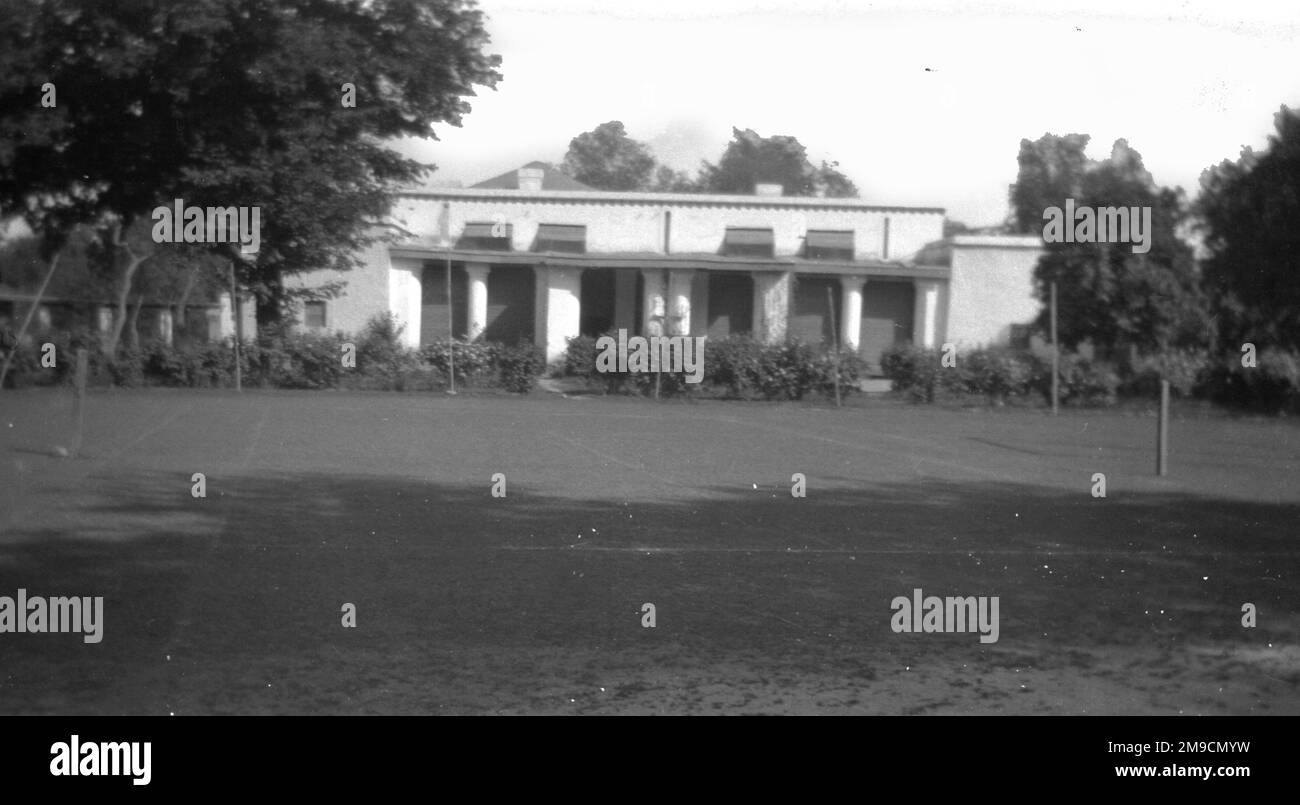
[1,469,1296,714]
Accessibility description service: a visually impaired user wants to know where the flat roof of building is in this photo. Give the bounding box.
[397,187,944,215]
[951,234,1044,249]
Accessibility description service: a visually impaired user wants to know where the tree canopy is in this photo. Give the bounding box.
[1009,135,1207,358]
[1007,133,1091,234]
[700,128,858,197]
[0,0,502,332]
[561,121,657,192]
[1196,105,1300,353]
[558,122,858,197]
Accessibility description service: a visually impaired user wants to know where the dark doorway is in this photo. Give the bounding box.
[707,272,753,337]
[483,266,534,344]
[422,262,467,343]
[860,280,915,373]
[580,269,615,337]
[790,275,840,346]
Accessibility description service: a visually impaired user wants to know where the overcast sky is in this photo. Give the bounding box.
[397,0,1300,226]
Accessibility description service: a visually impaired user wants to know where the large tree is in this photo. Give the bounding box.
[557,124,858,197]
[649,165,699,193]
[1196,105,1300,352]
[1007,133,1091,233]
[561,121,657,191]
[0,0,501,342]
[699,127,858,198]
[1011,136,1208,359]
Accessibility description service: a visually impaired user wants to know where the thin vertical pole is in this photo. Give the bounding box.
[230,261,242,392]
[71,347,87,457]
[1157,379,1169,476]
[1050,281,1059,416]
[654,309,661,401]
[653,279,662,400]
[0,250,62,390]
[826,285,840,408]
[446,254,456,395]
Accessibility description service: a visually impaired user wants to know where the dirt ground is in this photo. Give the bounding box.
[1,388,1296,714]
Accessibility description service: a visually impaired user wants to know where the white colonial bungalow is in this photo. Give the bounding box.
[256,163,1045,371]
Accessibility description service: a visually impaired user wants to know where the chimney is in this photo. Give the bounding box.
[754,182,784,197]
[517,167,544,192]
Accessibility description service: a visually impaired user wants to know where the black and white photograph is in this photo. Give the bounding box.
[0,0,1295,779]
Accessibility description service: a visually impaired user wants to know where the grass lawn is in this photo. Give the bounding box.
[1,387,1297,714]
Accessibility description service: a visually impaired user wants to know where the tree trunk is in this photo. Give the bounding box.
[103,237,151,357]
[255,265,284,339]
[174,267,197,330]
[128,293,144,351]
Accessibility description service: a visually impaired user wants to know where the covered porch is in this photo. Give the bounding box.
[386,248,949,370]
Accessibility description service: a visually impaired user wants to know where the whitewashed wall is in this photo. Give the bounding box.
[946,236,1045,348]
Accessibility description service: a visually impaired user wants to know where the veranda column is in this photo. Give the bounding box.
[666,269,695,336]
[913,279,940,348]
[641,268,667,336]
[839,275,864,351]
[751,271,791,343]
[387,256,424,349]
[464,263,491,341]
[538,266,582,363]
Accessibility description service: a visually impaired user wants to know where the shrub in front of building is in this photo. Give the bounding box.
[269,331,351,389]
[564,332,857,401]
[753,340,823,400]
[1202,348,1300,414]
[951,346,1039,405]
[0,341,53,389]
[562,333,700,397]
[562,334,600,381]
[1049,353,1120,407]
[495,342,547,393]
[0,326,107,389]
[3,322,545,395]
[882,343,1121,407]
[104,346,146,388]
[142,341,239,388]
[1119,348,1213,399]
[812,347,870,400]
[420,339,500,387]
[702,335,763,398]
[699,336,837,401]
[880,344,944,403]
[1010,351,1120,408]
[343,314,430,391]
[355,313,414,371]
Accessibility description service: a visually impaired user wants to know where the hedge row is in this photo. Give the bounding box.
[1200,349,1300,414]
[11,320,1297,413]
[1,314,546,394]
[880,343,1300,412]
[881,344,1119,406]
[563,334,868,401]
